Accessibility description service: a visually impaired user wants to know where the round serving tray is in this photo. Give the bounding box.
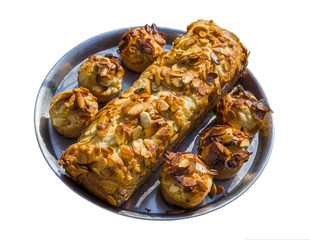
[34,27,274,220]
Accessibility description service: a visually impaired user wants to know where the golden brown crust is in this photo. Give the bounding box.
[78,54,124,102]
[198,123,251,180]
[217,85,273,134]
[49,87,98,138]
[60,19,249,206]
[117,24,166,72]
[159,151,215,209]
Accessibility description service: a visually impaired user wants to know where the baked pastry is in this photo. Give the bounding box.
[217,85,272,135]
[117,24,166,72]
[160,151,215,209]
[78,54,124,102]
[49,87,98,138]
[59,19,249,207]
[198,123,251,180]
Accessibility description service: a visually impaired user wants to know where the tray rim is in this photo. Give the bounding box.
[34,26,274,220]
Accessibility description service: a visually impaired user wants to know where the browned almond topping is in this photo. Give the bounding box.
[193,26,207,33]
[178,158,191,168]
[145,79,152,94]
[208,183,217,199]
[99,58,109,65]
[75,92,85,109]
[140,111,151,129]
[197,84,208,96]
[123,101,144,115]
[196,178,209,191]
[170,153,182,165]
[224,59,231,71]
[240,139,250,148]
[187,160,197,174]
[206,72,218,84]
[216,185,225,194]
[198,31,207,38]
[211,52,220,65]
[181,177,197,187]
[226,110,236,121]
[59,91,73,100]
[132,140,142,155]
[185,35,198,46]
[245,100,253,108]
[161,66,170,76]
[132,126,143,139]
[212,48,221,53]
[154,33,166,45]
[235,97,245,107]
[255,99,272,112]
[163,151,176,164]
[143,139,158,155]
[120,145,134,160]
[115,125,128,145]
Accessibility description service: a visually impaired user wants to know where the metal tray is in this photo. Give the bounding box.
[34,27,274,220]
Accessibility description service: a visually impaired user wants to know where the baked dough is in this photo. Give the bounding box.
[198,123,251,180]
[117,24,166,72]
[160,151,215,209]
[49,87,98,138]
[78,54,124,102]
[217,85,272,135]
[59,19,249,206]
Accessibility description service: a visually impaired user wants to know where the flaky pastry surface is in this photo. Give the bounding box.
[60,19,249,206]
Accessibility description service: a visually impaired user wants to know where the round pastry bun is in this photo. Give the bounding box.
[49,87,98,138]
[117,24,166,73]
[217,85,273,135]
[198,123,251,180]
[160,151,215,209]
[78,54,124,103]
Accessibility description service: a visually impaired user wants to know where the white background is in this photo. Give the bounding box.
[1,0,309,239]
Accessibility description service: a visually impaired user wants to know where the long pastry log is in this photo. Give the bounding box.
[59,19,249,207]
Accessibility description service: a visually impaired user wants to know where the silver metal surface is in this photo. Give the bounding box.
[34,27,274,220]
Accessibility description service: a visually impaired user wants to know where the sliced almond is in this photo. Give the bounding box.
[196,178,209,191]
[161,66,170,77]
[178,158,191,168]
[171,77,182,88]
[123,101,143,115]
[59,91,73,100]
[140,111,151,129]
[157,100,169,111]
[120,145,134,160]
[154,33,166,45]
[101,180,118,194]
[145,79,151,94]
[75,92,85,109]
[143,139,158,155]
[107,195,117,206]
[115,125,128,145]
[132,126,143,139]
[198,30,207,38]
[240,139,250,148]
[132,140,141,155]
